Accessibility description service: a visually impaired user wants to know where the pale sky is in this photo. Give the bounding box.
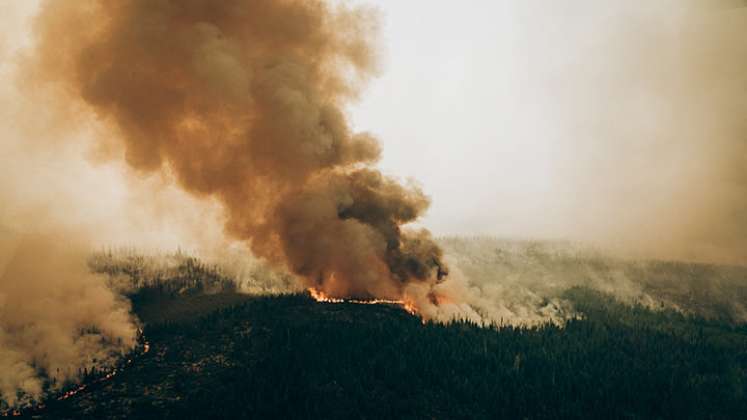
[348,1,747,253]
[347,1,639,238]
[3,0,745,261]
[349,1,558,237]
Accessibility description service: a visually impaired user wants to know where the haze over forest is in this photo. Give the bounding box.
[1,1,746,416]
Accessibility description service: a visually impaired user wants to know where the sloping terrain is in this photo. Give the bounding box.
[440,237,747,322]
[4,240,747,419]
[33,290,747,419]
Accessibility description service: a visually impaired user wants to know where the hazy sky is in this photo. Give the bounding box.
[347,1,747,257]
[349,1,554,237]
[3,0,746,262]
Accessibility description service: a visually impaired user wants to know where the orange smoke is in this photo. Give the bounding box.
[26,0,447,301]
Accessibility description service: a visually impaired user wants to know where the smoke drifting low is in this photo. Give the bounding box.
[27,0,446,302]
[0,232,136,407]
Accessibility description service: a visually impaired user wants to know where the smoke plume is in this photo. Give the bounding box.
[24,0,447,303]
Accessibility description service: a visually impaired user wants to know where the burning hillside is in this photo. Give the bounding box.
[308,288,418,316]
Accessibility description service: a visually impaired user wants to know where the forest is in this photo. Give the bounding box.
[4,239,747,419]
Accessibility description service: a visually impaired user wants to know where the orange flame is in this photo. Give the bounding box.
[308,288,345,303]
[1,334,153,416]
[308,288,418,316]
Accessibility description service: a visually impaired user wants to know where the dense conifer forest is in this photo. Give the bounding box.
[5,240,747,419]
[40,293,747,418]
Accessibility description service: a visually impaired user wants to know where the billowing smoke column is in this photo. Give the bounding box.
[29,0,447,301]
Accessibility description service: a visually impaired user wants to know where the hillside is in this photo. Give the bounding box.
[29,290,747,419]
[4,240,747,419]
[439,237,747,322]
